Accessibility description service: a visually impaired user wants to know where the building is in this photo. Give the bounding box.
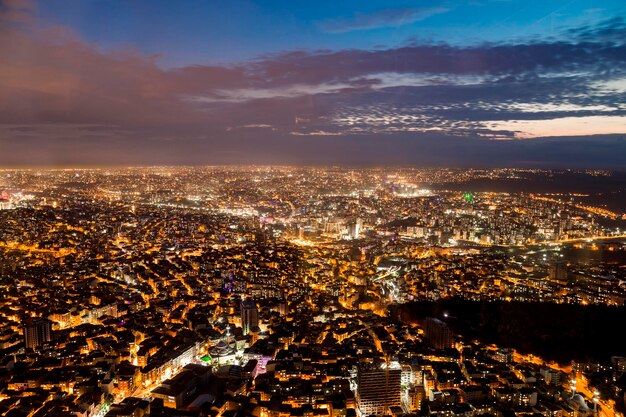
[494,348,513,363]
[0,197,12,210]
[612,356,626,374]
[549,261,568,280]
[424,318,453,349]
[348,218,363,239]
[540,367,562,386]
[409,386,425,411]
[23,318,52,349]
[240,299,259,336]
[152,369,199,409]
[105,397,150,417]
[357,365,402,416]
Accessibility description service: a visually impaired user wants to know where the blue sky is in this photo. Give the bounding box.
[36,0,626,67]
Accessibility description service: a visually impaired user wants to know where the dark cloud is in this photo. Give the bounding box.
[566,16,626,43]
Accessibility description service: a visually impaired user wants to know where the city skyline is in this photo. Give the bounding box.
[3,4,626,415]
[2,0,626,167]
[1,166,625,416]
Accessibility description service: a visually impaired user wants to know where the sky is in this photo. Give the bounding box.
[1,0,626,168]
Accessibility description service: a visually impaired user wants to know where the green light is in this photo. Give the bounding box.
[463,193,473,202]
[201,355,212,362]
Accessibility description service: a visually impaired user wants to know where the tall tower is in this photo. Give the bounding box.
[357,365,402,416]
[23,318,52,349]
[240,299,259,336]
[348,218,363,239]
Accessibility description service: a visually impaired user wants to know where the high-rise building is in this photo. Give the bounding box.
[240,299,258,335]
[424,317,453,349]
[494,348,514,363]
[549,261,568,280]
[612,356,626,374]
[540,367,562,386]
[23,318,52,349]
[357,365,402,416]
[348,218,363,239]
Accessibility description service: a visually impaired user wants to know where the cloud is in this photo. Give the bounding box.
[317,7,449,33]
[566,16,626,44]
[289,130,343,136]
[485,116,626,138]
[185,81,356,103]
[0,0,36,25]
[592,77,626,94]
[1,8,626,167]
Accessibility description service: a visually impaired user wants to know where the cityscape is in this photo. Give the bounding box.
[0,167,625,417]
[2,0,626,416]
